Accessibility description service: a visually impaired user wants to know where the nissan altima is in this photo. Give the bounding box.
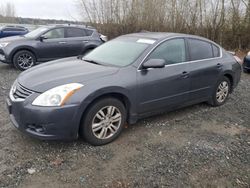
[6,32,242,145]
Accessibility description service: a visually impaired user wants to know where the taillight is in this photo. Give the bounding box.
[233,56,242,64]
[100,34,108,42]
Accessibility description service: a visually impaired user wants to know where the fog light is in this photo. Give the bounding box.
[27,124,45,133]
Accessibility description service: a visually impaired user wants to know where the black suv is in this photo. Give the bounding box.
[0,25,105,70]
[0,25,29,38]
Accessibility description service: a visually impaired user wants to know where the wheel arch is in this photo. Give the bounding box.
[223,72,234,92]
[11,47,37,63]
[77,90,134,134]
[84,44,98,51]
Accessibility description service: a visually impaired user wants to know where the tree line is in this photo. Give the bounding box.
[0,2,16,22]
[78,0,250,50]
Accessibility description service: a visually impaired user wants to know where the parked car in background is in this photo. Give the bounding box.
[243,51,250,73]
[6,32,241,145]
[0,25,106,70]
[0,25,29,38]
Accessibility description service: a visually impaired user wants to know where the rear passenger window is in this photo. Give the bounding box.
[148,38,186,65]
[188,39,213,61]
[212,45,220,57]
[3,27,25,32]
[85,29,93,36]
[66,28,86,38]
[2,28,12,31]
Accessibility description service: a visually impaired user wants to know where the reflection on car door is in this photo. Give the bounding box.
[36,28,68,61]
[186,38,223,101]
[137,38,191,114]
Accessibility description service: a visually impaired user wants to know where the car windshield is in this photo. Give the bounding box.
[83,39,152,67]
[25,27,49,38]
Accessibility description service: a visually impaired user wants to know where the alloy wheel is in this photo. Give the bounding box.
[17,53,34,70]
[216,81,229,103]
[91,106,122,140]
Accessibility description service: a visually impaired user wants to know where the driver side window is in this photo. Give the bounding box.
[43,28,65,39]
[148,39,186,65]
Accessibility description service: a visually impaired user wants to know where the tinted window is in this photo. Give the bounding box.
[85,29,93,36]
[2,28,12,31]
[188,39,213,61]
[14,28,26,31]
[148,39,186,65]
[44,28,65,39]
[66,28,86,38]
[4,28,25,32]
[212,45,220,57]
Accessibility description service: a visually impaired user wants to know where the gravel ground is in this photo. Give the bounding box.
[0,63,249,188]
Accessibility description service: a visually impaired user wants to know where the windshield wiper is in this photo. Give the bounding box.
[82,58,102,65]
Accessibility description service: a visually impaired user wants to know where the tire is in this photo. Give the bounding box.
[210,76,231,107]
[80,98,127,146]
[13,50,36,71]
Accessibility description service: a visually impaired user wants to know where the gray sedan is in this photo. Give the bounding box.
[6,32,242,145]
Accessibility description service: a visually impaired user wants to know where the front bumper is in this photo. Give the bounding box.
[0,48,9,64]
[6,96,81,140]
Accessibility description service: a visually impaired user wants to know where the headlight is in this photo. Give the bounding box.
[0,42,9,48]
[32,83,84,107]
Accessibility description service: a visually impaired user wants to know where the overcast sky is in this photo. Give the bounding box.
[1,0,81,21]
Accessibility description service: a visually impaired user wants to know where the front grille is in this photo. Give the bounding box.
[13,83,33,100]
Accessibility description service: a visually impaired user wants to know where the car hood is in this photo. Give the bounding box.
[18,57,119,92]
[0,35,30,43]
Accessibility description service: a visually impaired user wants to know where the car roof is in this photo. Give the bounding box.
[46,24,95,31]
[121,32,213,43]
[1,25,28,30]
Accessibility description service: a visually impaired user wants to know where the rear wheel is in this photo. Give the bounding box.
[210,77,231,107]
[13,50,36,71]
[80,98,126,146]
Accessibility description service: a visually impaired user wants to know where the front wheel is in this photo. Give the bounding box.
[13,50,36,71]
[210,77,231,107]
[80,98,127,146]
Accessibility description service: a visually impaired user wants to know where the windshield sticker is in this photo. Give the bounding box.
[137,39,155,44]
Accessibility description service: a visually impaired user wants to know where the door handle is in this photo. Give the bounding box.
[181,71,189,78]
[82,41,89,43]
[59,41,67,44]
[217,63,223,69]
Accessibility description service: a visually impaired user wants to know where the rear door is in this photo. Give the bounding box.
[186,38,223,100]
[36,28,68,60]
[65,27,93,56]
[137,38,191,114]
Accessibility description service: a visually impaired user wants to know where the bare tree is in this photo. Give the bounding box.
[0,2,16,22]
[77,0,250,49]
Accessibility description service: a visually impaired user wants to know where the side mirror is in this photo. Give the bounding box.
[39,35,47,42]
[142,59,165,69]
[77,55,84,59]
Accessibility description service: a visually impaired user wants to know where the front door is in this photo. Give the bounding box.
[137,38,191,114]
[36,28,68,61]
